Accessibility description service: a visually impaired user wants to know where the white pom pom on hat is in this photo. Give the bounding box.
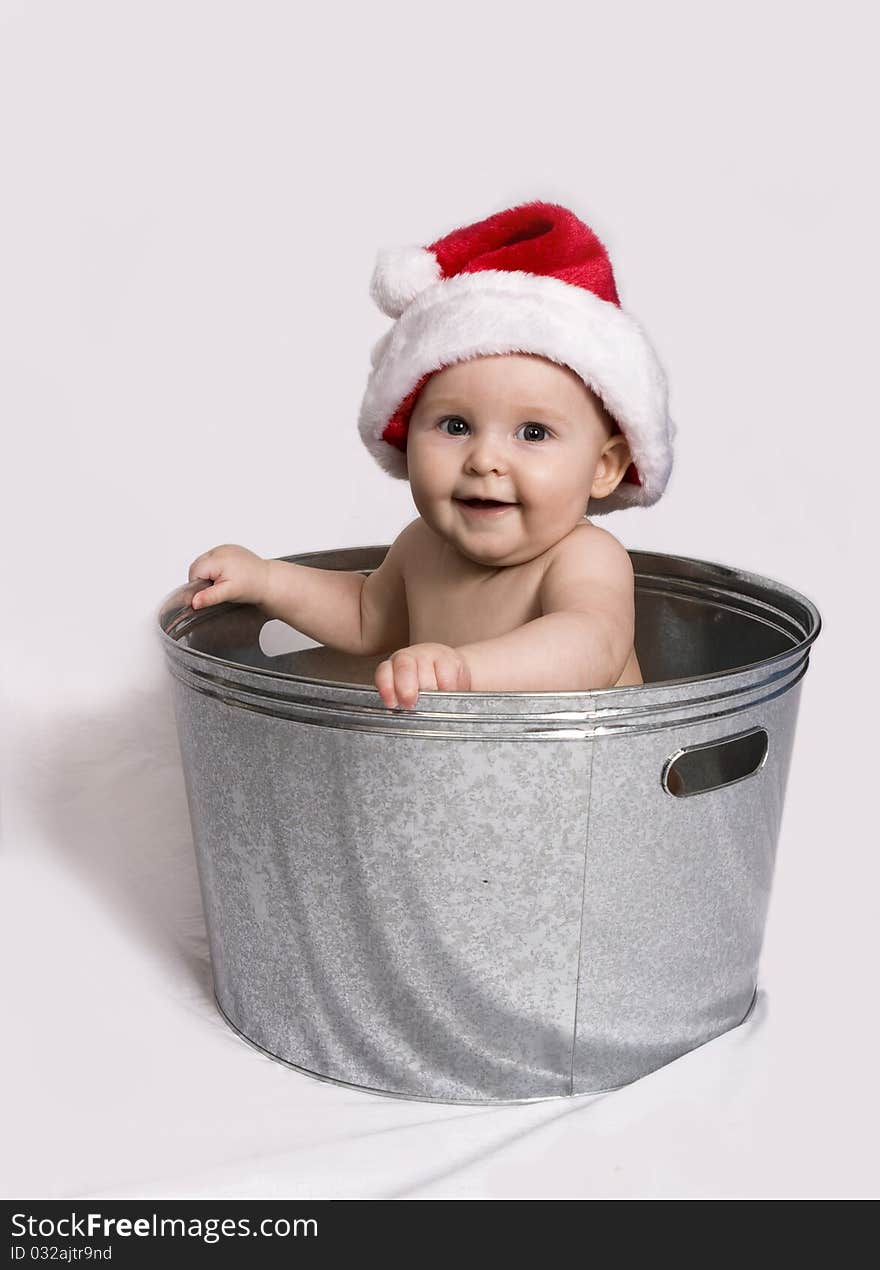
[358,200,675,516]
[369,245,443,319]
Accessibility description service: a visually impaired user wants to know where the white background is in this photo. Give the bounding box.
[1,0,877,1199]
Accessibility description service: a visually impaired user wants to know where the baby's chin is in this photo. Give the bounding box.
[447,523,547,570]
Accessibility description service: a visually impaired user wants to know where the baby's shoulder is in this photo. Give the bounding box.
[540,520,635,607]
[549,519,631,565]
[390,515,428,551]
[385,516,433,573]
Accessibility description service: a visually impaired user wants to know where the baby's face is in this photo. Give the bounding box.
[406,353,630,567]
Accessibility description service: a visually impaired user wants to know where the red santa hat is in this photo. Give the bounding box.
[357,200,675,515]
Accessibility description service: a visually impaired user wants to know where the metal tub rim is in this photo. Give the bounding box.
[156,545,821,737]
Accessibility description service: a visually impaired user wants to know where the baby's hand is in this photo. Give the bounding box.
[375,643,472,709]
[188,544,271,610]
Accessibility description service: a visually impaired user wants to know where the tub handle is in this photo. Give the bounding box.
[662,726,769,798]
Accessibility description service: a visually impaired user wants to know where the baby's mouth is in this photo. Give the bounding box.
[455,497,518,508]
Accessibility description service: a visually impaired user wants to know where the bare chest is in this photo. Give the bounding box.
[400,521,644,689]
[405,547,545,647]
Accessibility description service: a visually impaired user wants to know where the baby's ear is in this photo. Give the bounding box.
[591,434,634,500]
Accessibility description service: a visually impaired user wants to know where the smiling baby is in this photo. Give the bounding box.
[188,201,675,708]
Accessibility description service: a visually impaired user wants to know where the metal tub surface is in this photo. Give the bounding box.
[157,546,821,1103]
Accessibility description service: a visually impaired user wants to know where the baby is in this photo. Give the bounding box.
[188,201,675,709]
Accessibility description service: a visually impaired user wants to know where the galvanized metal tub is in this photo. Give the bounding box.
[157,546,821,1104]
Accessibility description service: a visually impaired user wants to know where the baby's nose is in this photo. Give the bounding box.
[465,438,507,474]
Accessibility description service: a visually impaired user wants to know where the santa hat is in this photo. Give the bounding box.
[357,200,675,515]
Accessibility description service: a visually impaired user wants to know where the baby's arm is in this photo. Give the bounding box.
[456,528,635,692]
[260,524,411,656]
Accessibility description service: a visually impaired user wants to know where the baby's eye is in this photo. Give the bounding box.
[516,422,550,442]
[438,416,470,436]
[437,417,551,441]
